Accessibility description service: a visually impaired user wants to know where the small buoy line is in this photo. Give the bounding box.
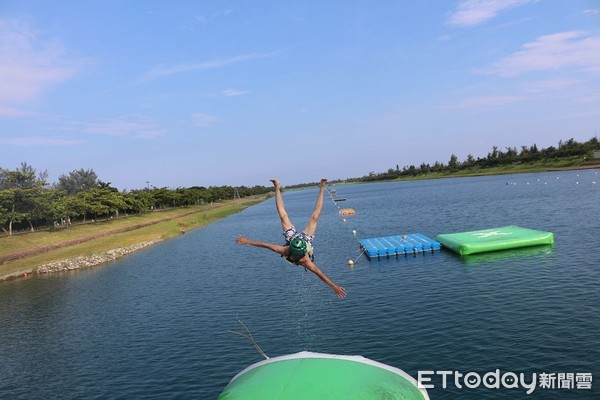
[506,170,599,186]
[326,186,365,265]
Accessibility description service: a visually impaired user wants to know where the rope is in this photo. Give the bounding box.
[350,229,366,262]
[353,248,366,263]
[326,185,364,264]
[228,319,269,359]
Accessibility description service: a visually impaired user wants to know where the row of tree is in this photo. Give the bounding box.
[355,137,599,182]
[0,164,271,236]
[2,137,598,235]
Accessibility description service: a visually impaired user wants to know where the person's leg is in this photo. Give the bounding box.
[303,178,327,236]
[271,179,293,232]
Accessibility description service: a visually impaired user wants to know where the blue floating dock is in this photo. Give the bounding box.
[360,233,441,259]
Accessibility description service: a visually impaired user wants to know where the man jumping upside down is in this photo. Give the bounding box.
[236,178,347,298]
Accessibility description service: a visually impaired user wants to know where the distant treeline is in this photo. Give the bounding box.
[0,166,270,236]
[3,137,599,235]
[351,137,600,182]
[284,137,600,189]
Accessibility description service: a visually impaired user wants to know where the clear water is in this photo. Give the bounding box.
[1,170,598,399]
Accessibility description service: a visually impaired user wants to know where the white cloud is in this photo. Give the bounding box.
[0,19,85,117]
[450,95,526,109]
[523,78,582,93]
[482,31,600,76]
[191,113,218,128]
[0,135,84,146]
[448,0,536,27]
[79,116,164,138]
[137,52,272,83]
[222,88,249,97]
[0,105,28,117]
[195,7,234,24]
[584,9,600,15]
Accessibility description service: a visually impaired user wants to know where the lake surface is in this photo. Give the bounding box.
[1,169,599,399]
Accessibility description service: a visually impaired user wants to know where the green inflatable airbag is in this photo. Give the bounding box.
[435,225,554,255]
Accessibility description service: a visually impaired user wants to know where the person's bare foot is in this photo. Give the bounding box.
[270,179,280,189]
[320,178,327,188]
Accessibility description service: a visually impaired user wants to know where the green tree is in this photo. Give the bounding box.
[465,154,475,167]
[0,163,47,235]
[76,188,127,220]
[124,191,155,214]
[448,154,459,170]
[0,189,28,235]
[21,186,55,232]
[61,194,88,223]
[151,187,175,209]
[55,168,99,194]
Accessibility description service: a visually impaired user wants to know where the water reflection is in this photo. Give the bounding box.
[458,245,555,265]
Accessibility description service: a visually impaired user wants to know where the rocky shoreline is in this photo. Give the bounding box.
[1,240,162,281]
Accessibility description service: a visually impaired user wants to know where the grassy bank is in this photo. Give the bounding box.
[448,158,600,176]
[0,196,266,281]
[387,158,600,182]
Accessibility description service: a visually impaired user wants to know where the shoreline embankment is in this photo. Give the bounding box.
[0,240,162,282]
[0,197,267,283]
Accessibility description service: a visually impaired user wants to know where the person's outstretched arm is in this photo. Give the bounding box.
[300,258,347,298]
[236,235,287,256]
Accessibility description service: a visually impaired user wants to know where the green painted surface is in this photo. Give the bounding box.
[219,355,427,400]
[436,225,554,255]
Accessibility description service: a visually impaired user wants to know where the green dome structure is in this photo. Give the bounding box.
[218,351,429,399]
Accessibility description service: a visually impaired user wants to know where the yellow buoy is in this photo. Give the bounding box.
[348,260,354,265]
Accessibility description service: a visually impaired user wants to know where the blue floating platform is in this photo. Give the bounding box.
[360,233,441,259]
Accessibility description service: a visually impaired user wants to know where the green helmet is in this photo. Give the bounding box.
[289,237,307,256]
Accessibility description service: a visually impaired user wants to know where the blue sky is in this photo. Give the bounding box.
[1,1,599,190]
